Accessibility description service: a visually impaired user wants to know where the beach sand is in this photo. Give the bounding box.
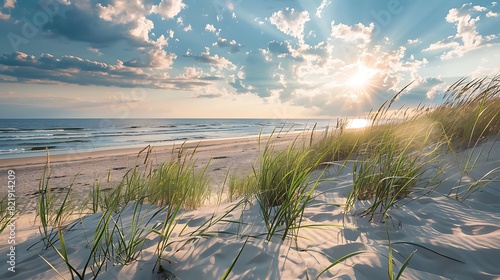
[0,132,305,214]
[0,135,499,279]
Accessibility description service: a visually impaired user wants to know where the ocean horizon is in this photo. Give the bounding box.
[0,118,339,159]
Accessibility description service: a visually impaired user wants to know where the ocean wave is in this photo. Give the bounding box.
[159,125,177,128]
[30,146,57,151]
[0,148,26,154]
[21,140,92,146]
[0,128,20,132]
[0,127,87,134]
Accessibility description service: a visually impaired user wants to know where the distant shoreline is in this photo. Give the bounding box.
[0,130,313,168]
[0,118,336,160]
[0,131,310,214]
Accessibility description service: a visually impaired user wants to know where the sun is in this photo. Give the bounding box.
[347,118,370,129]
[343,64,380,103]
[347,65,375,89]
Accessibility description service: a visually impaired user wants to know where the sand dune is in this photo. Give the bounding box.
[0,138,499,279]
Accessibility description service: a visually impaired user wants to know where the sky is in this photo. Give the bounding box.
[0,0,499,119]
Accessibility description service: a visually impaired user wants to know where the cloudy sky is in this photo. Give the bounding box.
[0,0,499,118]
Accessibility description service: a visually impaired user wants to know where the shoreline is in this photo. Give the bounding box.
[0,131,314,214]
[0,118,335,162]
[0,130,316,168]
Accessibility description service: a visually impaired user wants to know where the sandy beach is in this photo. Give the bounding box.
[0,132,307,214]
[0,131,499,279]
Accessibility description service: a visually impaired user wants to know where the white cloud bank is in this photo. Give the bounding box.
[423,3,498,60]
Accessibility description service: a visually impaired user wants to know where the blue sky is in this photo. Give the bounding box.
[0,0,499,118]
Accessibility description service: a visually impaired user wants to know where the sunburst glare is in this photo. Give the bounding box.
[347,65,375,89]
[347,118,370,129]
[343,64,380,104]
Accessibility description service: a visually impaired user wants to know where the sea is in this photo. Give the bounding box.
[0,118,337,159]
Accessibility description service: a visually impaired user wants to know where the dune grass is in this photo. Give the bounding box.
[228,130,335,241]
[254,137,329,241]
[427,76,500,148]
[322,75,500,219]
[344,119,446,221]
[20,75,500,279]
[36,152,78,249]
[35,143,211,278]
[426,76,500,200]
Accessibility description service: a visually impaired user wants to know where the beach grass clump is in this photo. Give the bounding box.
[255,140,315,208]
[36,155,78,249]
[106,199,163,266]
[309,119,362,163]
[251,136,328,241]
[39,195,120,279]
[85,144,210,213]
[227,132,329,241]
[228,173,257,202]
[345,139,423,221]
[82,167,144,216]
[40,186,165,279]
[36,143,211,278]
[421,76,500,200]
[427,76,500,148]
[147,157,210,210]
[341,89,449,221]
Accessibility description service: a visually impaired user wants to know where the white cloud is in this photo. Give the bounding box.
[184,47,236,70]
[205,24,217,33]
[151,0,186,20]
[177,67,204,79]
[0,11,9,21]
[177,17,184,25]
[424,3,498,59]
[213,37,242,53]
[97,0,155,42]
[56,0,71,5]
[4,0,16,9]
[423,40,460,52]
[95,0,181,69]
[148,35,176,69]
[183,24,192,32]
[98,0,150,24]
[331,21,374,46]
[269,8,310,42]
[407,38,420,45]
[413,76,445,99]
[315,0,330,18]
[0,0,15,20]
[130,17,155,41]
[486,11,499,17]
[87,47,103,55]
